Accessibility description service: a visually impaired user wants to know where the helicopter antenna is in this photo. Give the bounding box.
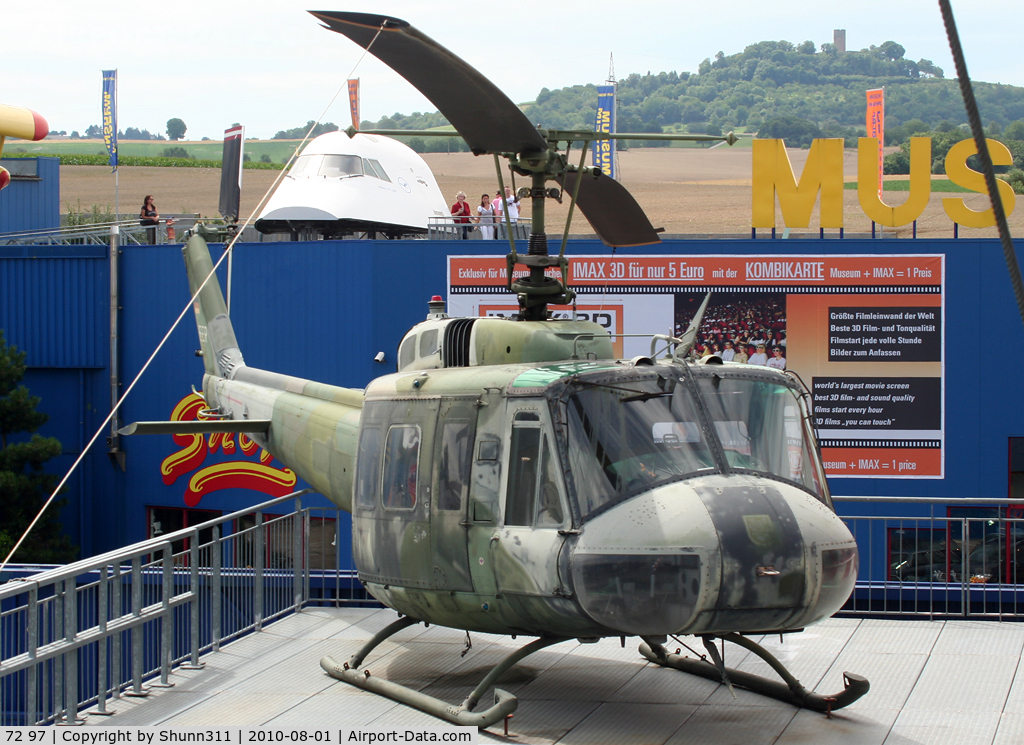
[677,292,713,357]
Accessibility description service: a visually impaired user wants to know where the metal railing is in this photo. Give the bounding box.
[834,496,1024,620]
[0,216,201,247]
[428,216,531,241]
[0,491,363,725]
[4,491,1023,724]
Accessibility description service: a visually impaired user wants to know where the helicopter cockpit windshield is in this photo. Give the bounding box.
[560,367,828,520]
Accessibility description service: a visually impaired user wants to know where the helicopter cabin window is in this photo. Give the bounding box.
[419,329,438,358]
[695,376,825,499]
[398,335,416,370]
[354,427,382,510]
[382,425,420,510]
[437,420,473,511]
[505,411,564,527]
[564,375,715,519]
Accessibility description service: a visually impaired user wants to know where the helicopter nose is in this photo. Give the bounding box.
[571,476,858,636]
[572,483,717,636]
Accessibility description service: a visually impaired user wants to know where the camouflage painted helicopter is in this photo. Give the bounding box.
[126,10,866,728]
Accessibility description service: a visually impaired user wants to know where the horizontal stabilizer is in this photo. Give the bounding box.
[118,420,272,436]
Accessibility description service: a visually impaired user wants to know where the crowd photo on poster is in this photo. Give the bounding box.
[675,292,787,369]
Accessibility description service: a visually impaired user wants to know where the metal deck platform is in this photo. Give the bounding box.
[83,608,1024,744]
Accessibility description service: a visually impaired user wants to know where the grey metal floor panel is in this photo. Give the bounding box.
[665,703,797,744]
[264,686,402,728]
[775,707,899,745]
[475,698,600,745]
[929,620,1024,657]
[607,663,721,705]
[811,650,929,711]
[992,712,1024,745]
[558,702,698,745]
[841,619,943,656]
[886,708,1002,744]
[996,658,1024,714]
[77,610,1024,744]
[901,653,1020,713]
[514,653,645,702]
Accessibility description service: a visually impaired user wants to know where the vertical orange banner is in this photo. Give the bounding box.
[347,79,360,130]
[866,88,885,197]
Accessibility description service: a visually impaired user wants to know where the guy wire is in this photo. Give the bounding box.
[0,22,388,573]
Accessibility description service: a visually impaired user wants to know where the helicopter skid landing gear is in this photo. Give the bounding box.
[639,632,869,713]
[320,616,569,728]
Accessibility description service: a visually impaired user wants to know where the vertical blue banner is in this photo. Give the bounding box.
[102,70,117,171]
[593,85,615,179]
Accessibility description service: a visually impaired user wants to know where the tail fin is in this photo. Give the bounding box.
[183,233,244,379]
[218,125,244,222]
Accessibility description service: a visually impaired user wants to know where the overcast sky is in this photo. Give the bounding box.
[6,0,1023,141]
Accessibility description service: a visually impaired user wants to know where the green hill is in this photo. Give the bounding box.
[360,39,1024,146]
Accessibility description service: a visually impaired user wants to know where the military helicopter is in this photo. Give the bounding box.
[125,10,866,728]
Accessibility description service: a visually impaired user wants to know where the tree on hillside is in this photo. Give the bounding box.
[0,331,77,564]
[757,116,822,148]
[1005,120,1024,140]
[272,121,339,140]
[166,118,187,141]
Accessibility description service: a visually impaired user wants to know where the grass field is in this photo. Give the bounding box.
[55,146,1024,241]
[6,139,305,164]
[6,131,751,164]
[844,179,973,192]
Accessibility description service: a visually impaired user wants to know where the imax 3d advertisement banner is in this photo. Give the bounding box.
[449,253,944,479]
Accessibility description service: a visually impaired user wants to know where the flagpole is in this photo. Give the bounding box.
[114,68,119,221]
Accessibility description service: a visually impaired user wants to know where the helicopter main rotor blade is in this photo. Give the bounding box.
[310,11,548,156]
[557,171,662,247]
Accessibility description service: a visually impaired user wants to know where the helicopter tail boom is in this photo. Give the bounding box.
[183,233,244,380]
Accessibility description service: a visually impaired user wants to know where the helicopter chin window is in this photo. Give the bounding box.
[574,553,701,635]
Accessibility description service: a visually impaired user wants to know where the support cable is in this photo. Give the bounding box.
[939,0,1024,329]
[0,22,388,573]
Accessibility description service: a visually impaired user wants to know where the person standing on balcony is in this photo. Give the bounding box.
[476,194,496,240]
[139,195,160,244]
[450,191,472,239]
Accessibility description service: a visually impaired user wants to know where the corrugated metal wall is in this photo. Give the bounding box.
[0,245,108,368]
[0,157,60,234]
[2,236,1024,558]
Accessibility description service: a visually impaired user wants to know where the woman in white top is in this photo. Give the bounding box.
[476,193,496,240]
[748,344,769,366]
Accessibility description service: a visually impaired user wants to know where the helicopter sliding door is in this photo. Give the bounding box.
[352,398,439,591]
[429,397,478,592]
[491,405,569,598]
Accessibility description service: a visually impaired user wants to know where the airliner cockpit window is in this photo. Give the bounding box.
[287,154,322,178]
[366,158,391,182]
[319,155,363,178]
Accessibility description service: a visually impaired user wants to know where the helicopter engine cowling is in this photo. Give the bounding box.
[572,474,857,637]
